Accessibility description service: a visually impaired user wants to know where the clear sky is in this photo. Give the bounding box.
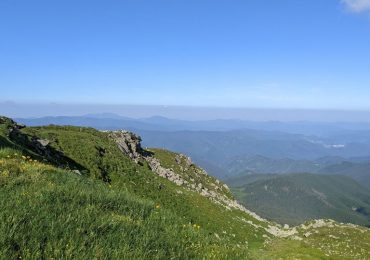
[1,0,370,110]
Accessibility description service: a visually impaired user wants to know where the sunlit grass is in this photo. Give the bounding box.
[0,155,251,259]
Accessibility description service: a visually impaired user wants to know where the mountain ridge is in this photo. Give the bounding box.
[1,116,370,258]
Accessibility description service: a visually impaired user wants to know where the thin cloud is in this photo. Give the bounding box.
[342,0,370,13]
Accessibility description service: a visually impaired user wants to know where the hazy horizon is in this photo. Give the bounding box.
[3,101,370,123]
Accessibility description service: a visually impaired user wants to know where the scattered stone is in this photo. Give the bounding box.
[37,139,50,147]
[72,170,82,175]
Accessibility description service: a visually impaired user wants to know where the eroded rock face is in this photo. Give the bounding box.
[108,131,143,162]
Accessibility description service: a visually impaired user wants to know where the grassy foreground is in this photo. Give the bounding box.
[0,149,251,259]
[1,117,370,259]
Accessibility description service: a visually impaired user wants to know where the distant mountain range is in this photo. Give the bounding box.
[16,113,370,135]
[226,173,370,226]
[16,114,370,184]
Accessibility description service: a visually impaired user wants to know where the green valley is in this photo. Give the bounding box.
[227,173,370,226]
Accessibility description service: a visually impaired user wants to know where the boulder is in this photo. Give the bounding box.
[108,131,143,161]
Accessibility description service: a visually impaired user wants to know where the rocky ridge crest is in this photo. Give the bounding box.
[107,130,263,219]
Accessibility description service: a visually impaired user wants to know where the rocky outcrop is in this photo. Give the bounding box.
[108,131,189,185]
[2,117,84,172]
[0,116,25,135]
[107,130,267,219]
[146,156,187,186]
[8,124,61,163]
[108,131,143,162]
[30,138,50,151]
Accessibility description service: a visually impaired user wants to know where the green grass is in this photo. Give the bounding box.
[1,117,370,259]
[0,122,268,258]
[0,154,253,259]
[18,125,269,244]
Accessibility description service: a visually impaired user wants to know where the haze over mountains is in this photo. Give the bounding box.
[16,114,370,184]
[5,102,370,122]
[15,113,370,134]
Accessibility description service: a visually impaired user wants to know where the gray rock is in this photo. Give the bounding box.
[175,154,182,164]
[108,131,143,161]
[72,169,82,175]
[37,139,50,147]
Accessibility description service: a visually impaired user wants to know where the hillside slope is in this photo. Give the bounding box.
[228,173,370,226]
[319,162,370,189]
[1,116,370,259]
[226,155,370,190]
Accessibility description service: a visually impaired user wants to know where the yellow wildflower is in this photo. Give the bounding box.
[155,204,160,209]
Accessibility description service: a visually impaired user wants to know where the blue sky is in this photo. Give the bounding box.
[1,0,370,109]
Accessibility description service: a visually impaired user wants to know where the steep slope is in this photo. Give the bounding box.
[228,173,370,226]
[1,116,370,259]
